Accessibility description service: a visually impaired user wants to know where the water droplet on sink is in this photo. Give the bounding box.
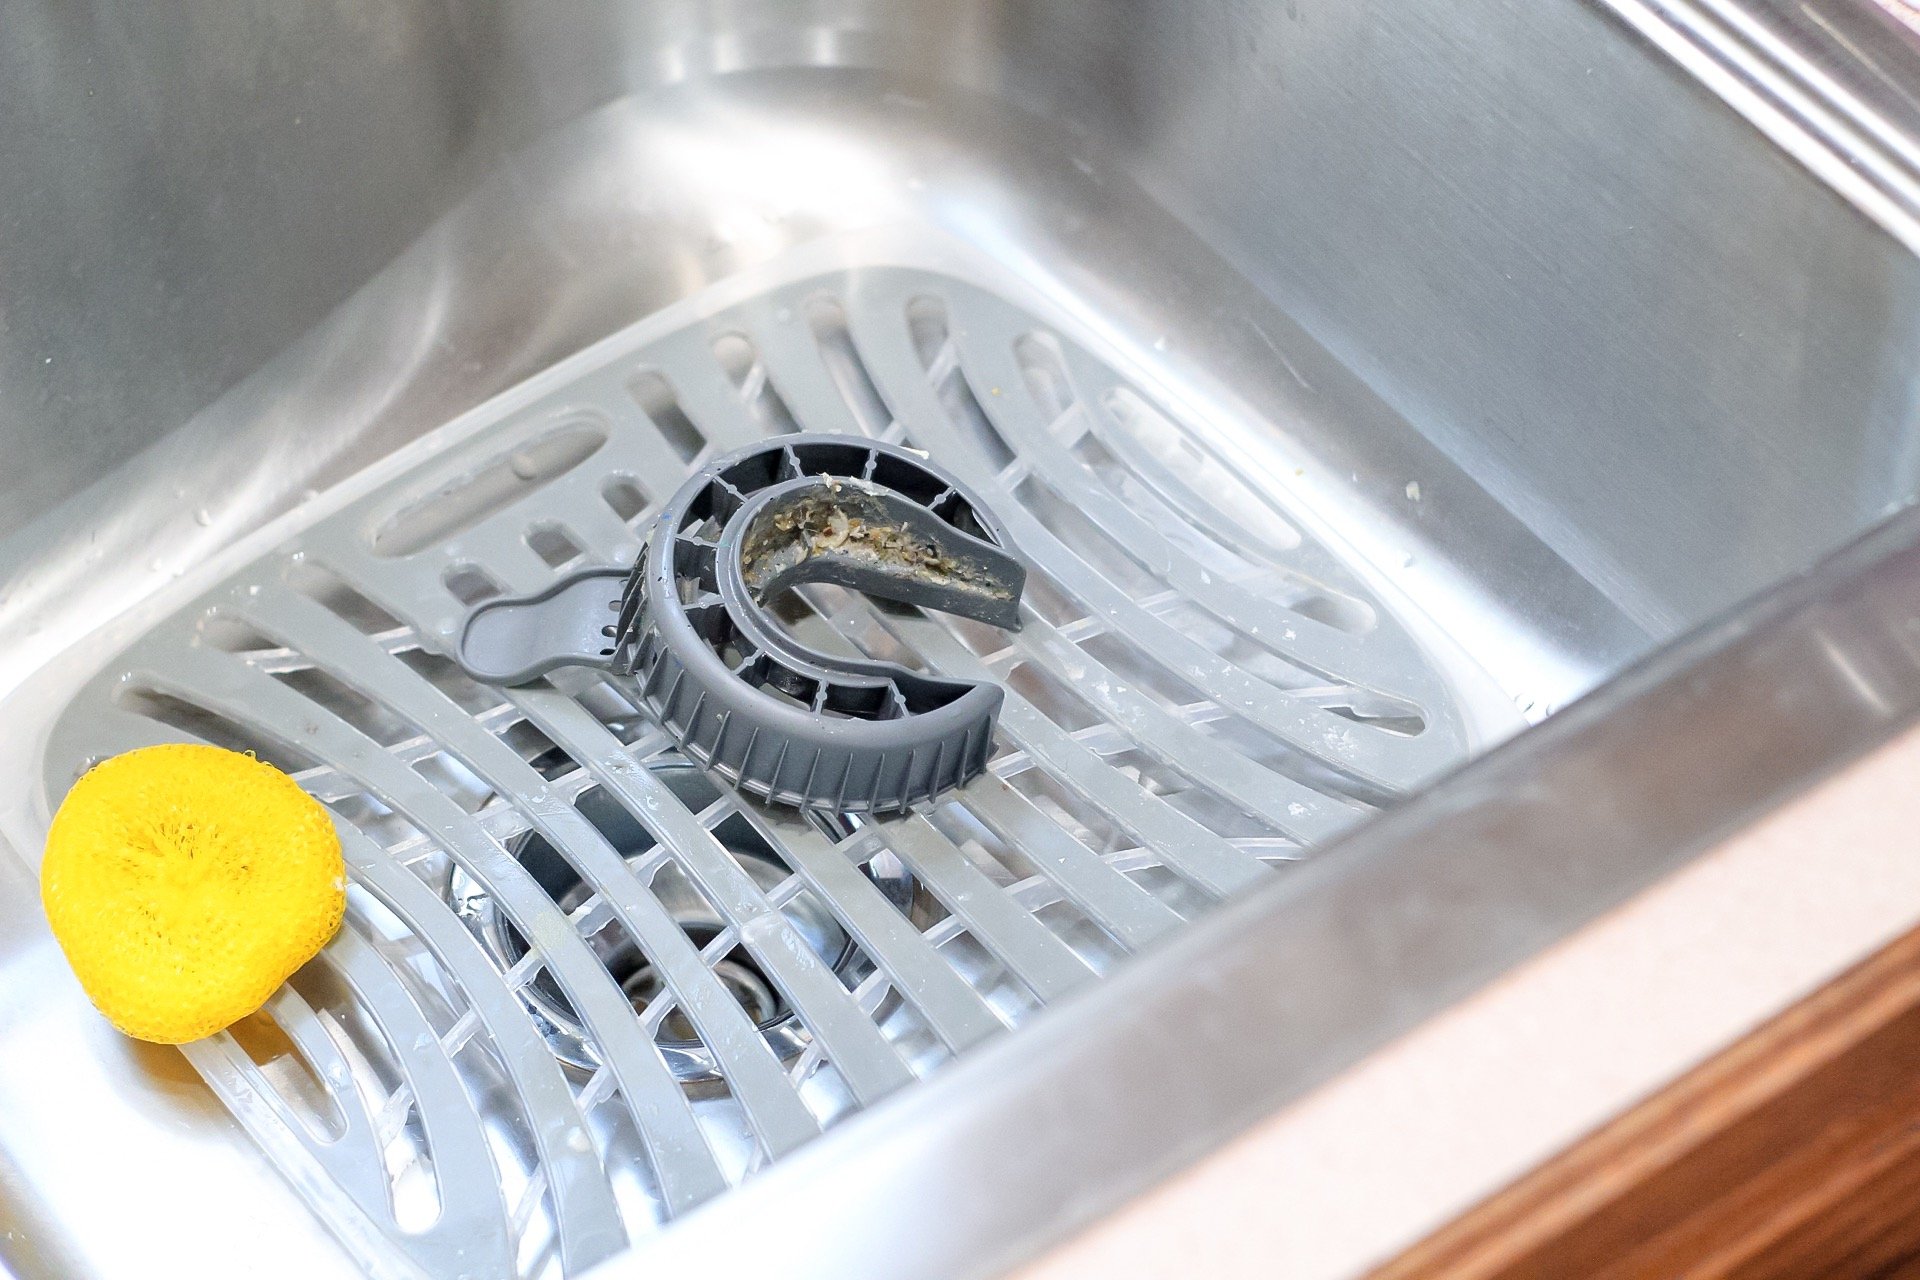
[193,507,213,526]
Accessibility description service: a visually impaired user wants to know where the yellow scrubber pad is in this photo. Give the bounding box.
[41,743,346,1044]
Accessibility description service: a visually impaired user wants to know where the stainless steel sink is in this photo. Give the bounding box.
[6,2,1920,1278]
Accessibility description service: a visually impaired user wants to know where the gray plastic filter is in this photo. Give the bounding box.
[458,437,1028,812]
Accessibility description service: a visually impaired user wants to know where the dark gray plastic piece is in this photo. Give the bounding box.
[458,436,1027,812]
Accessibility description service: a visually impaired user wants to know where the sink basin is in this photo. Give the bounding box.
[6,2,1920,1278]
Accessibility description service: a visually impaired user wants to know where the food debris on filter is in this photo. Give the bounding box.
[753,490,988,592]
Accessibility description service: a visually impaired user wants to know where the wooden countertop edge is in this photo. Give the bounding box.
[1373,901,1920,1277]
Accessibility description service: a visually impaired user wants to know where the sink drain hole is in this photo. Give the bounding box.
[449,756,897,1085]
[617,927,787,1043]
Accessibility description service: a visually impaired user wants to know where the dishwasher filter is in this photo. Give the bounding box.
[455,435,1031,813]
[38,264,1489,1280]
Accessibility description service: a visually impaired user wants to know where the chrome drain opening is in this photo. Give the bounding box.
[450,756,897,1085]
[621,928,785,1040]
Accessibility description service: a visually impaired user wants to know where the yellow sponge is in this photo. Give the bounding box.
[41,743,346,1044]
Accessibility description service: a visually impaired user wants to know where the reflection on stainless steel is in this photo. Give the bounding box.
[1602,0,1920,256]
[0,0,1916,1276]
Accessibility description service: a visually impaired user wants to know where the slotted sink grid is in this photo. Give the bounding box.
[40,267,1479,1280]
